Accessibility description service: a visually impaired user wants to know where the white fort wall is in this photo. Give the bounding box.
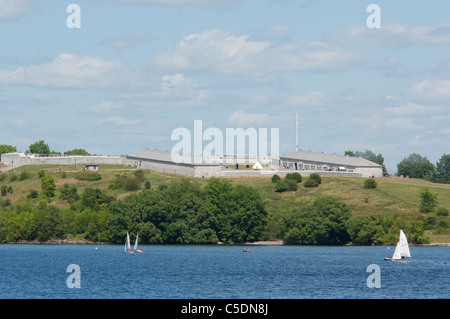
[1,152,381,178]
[1,153,126,168]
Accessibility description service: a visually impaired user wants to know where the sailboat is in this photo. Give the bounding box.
[134,232,143,253]
[384,230,411,261]
[125,232,134,254]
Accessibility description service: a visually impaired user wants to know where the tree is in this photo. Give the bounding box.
[432,154,450,184]
[344,150,355,157]
[347,149,387,173]
[28,140,50,154]
[81,187,113,208]
[64,148,89,155]
[41,175,56,198]
[0,144,16,161]
[396,153,435,179]
[59,184,79,202]
[346,216,384,245]
[281,196,351,245]
[419,188,437,213]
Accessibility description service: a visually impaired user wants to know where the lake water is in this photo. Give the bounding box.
[0,245,448,299]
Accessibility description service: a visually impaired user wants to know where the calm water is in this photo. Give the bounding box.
[0,245,448,299]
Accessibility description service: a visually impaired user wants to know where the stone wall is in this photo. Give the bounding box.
[1,153,126,168]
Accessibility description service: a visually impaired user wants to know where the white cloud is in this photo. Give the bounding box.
[408,79,450,102]
[0,53,144,87]
[384,102,445,116]
[101,32,153,50]
[356,115,421,131]
[89,101,123,113]
[287,91,326,107]
[153,29,364,75]
[98,116,139,125]
[371,57,408,77]
[328,23,450,47]
[427,59,450,78]
[264,24,293,40]
[102,0,237,7]
[227,110,272,126]
[0,0,31,22]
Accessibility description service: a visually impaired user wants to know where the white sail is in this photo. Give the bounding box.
[392,242,402,260]
[399,230,411,258]
[127,232,131,251]
[392,230,411,260]
[134,232,139,251]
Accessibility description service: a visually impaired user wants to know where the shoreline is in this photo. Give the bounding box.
[3,240,450,246]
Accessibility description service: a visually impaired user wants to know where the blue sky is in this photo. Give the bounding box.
[1,0,450,172]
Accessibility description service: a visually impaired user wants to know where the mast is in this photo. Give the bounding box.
[296,112,299,152]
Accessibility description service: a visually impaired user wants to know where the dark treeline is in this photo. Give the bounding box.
[0,178,268,244]
[397,153,450,183]
[107,178,268,244]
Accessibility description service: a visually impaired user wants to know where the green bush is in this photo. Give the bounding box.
[76,172,102,181]
[309,173,321,184]
[436,207,449,216]
[363,178,377,189]
[1,185,7,196]
[27,189,39,199]
[275,178,298,192]
[275,180,287,192]
[419,188,437,213]
[304,178,319,188]
[123,177,141,191]
[285,172,302,183]
[438,220,449,229]
[59,184,79,202]
[38,170,45,178]
[41,175,56,198]
[285,179,298,191]
[18,171,31,181]
[9,175,17,182]
[271,174,281,183]
[134,170,145,182]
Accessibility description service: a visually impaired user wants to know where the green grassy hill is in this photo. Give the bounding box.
[1,165,449,244]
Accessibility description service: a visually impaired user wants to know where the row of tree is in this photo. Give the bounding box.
[396,153,450,183]
[107,178,268,244]
[279,196,442,245]
[0,142,89,158]
[0,178,268,244]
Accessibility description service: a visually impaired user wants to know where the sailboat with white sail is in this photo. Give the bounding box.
[125,232,143,253]
[134,232,143,253]
[384,229,411,261]
[125,232,133,253]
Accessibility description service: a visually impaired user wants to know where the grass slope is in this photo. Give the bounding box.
[1,165,449,243]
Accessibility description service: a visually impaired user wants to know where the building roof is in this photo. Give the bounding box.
[280,150,382,168]
[127,148,221,166]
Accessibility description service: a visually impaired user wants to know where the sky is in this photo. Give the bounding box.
[1,0,450,172]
